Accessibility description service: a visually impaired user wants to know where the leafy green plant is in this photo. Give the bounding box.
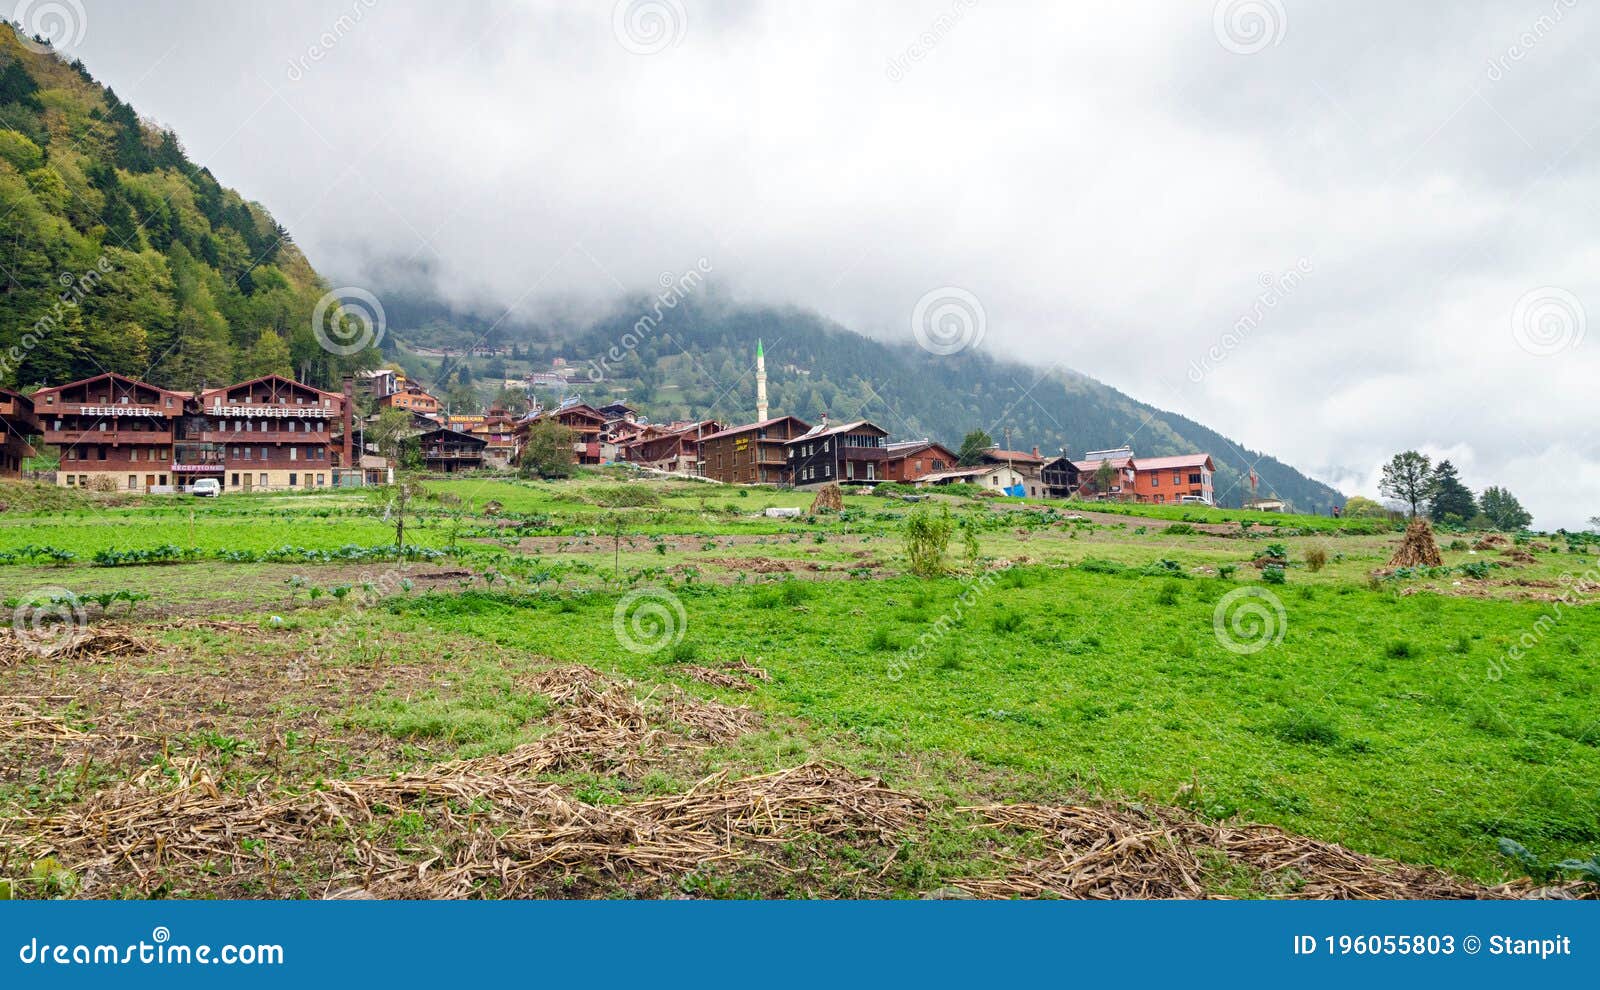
[904,506,955,579]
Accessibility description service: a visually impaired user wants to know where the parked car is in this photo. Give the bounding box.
[1178,495,1210,505]
[190,478,221,498]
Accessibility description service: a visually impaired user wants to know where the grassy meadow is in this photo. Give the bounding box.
[1,471,1596,898]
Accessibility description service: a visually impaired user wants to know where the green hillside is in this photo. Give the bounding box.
[389,296,1347,513]
[0,25,372,392]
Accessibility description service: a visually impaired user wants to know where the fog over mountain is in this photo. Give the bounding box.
[45,0,1600,528]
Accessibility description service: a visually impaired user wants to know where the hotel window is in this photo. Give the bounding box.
[1173,471,1182,484]
[1152,475,1159,486]
[289,473,298,486]
[127,475,136,489]
[258,473,267,487]
[290,447,298,461]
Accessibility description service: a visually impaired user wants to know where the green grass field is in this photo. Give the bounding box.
[1,472,1596,898]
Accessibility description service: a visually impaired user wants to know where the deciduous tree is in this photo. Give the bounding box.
[1379,451,1432,517]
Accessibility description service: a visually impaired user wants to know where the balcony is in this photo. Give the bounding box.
[198,429,330,444]
[43,429,174,446]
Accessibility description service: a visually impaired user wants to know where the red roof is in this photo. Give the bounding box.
[1133,454,1213,471]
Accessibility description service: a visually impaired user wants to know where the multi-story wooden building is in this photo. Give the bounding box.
[622,419,721,475]
[34,373,190,491]
[515,400,607,466]
[878,440,959,484]
[417,427,486,473]
[0,388,40,479]
[786,419,891,488]
[1040,455,1082,498]
[377,384,440,418]
[699,415,810,485]
[1072,448,1138,501]
[198,375,344,491]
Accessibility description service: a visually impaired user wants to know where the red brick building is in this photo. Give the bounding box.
[1130,454,1215,505]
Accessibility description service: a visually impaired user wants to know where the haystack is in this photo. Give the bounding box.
[1389,516,1443,568]
[809,483,844,514]
[1473,534,1509,550]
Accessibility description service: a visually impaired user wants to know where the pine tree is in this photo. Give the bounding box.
[1478,487,1532,531]
[1427,460,1475,524]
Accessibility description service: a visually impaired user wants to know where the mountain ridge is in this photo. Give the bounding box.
[381,291,1346,512]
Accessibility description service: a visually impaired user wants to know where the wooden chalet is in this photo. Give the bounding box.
[417,427,487,473]
[879,440,959,484]
[33,373,191,491]
[0,388,40,479]
[514,400,607,465]
[622,419,721,475]
[1040,456,1082,498]
[199,375,344,491]
[699,415,810,485]
[785,419,891,488]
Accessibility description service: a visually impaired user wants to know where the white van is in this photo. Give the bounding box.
[190,478,221,498]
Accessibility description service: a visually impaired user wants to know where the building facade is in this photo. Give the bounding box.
[199,375,344,491]
[0,388,40,479]
[1130,454,1215,505]
[699,416,810,485]
[879,441,959,484]
[34,373,189,491]
[418,427,487,473]
[786,420,890,488]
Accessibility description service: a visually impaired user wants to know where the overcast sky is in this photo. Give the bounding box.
[32,0,1600,527]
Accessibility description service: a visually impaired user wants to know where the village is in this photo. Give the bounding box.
[0,342,1234,509]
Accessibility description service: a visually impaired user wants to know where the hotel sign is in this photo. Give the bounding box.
[76,405,157,416]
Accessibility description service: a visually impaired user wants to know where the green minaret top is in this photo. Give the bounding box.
[756,339,764,359]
